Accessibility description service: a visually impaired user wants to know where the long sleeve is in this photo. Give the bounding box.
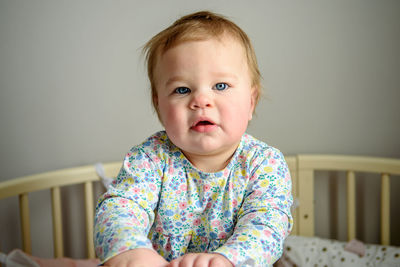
[94,147,163,263]
[214,149,293,266]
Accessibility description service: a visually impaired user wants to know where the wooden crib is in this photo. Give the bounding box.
[287,155,400,245]
[0,161,120,259]
[0,154,399,262]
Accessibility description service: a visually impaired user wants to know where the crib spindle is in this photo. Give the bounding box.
[51,186,64,257]
[84,181,95,258]
[19,193,32,254]
[297,169,314,237]
[381,173,390,245]
[346,171,356,241]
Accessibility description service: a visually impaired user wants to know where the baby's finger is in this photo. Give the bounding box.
[208,256,230,267]
[169,253,198,267]
[168,257,184,267]
[192,255,211,267]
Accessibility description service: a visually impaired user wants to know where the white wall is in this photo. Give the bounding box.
[1,0,399,258]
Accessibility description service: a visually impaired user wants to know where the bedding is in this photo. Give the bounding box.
[275,235,400,267]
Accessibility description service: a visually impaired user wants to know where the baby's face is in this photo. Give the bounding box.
[154,36,256,169]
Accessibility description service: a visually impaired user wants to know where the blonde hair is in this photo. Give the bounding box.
[143,11,262,118]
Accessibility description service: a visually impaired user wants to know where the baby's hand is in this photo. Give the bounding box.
[103,248,169,267]
[168,253,233,267]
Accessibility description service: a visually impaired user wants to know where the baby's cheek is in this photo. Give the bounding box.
[225,111,250,134]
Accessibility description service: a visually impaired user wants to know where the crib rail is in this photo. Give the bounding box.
[0,162,121,258]
[294,155,400,245]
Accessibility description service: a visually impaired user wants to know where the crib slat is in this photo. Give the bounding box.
[84,181,95,258]
[381,173,390,245]
[346,171,356,241]
[51,186,64,257]
[297,169,314,236]
[19,193,32,254]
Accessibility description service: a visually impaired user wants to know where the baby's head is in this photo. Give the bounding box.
[143,11,261,119]
[143,11,262,171]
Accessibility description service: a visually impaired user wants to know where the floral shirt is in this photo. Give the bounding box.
[94,131,293,266]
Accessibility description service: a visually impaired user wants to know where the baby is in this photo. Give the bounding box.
[94,11,293,267]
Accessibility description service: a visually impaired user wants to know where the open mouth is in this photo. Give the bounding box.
[196,120,214,126]
[191,119,217,132]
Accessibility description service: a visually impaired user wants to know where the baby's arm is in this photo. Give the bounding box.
[168,253,233,267]
[214,149,293,266]
[103,248,169,267]
[94,147,163,264]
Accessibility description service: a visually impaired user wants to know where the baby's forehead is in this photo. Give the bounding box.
[169,30,242,50]
[155,36,247,71]
[158,33,246,61]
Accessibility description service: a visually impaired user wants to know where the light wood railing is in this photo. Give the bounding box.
[0,162,121,258]
[293,155,400,245]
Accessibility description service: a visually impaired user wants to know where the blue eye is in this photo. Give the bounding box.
[214,83,229,91]
[175,87,190,94]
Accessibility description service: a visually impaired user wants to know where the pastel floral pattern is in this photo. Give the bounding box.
[94,131,293,266]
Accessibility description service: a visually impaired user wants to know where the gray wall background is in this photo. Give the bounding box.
[1,0,399,258]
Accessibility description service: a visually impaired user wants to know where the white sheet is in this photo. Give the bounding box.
[275,235,400,267]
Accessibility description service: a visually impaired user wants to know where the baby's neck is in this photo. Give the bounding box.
[182,145,239,173]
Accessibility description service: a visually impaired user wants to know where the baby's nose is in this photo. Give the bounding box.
[189,92,212,109]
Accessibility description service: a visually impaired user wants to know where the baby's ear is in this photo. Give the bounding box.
[249,86,258,119]
[152,95,158,108]
[152,92,160,113]
[152,94,165,125]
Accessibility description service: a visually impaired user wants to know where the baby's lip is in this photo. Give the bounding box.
[190,117,218,133]
[191,117,216,128]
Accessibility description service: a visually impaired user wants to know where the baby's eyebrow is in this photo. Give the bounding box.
[165,76,186,87]
[210,72,239,82]
[164,72,238,87]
